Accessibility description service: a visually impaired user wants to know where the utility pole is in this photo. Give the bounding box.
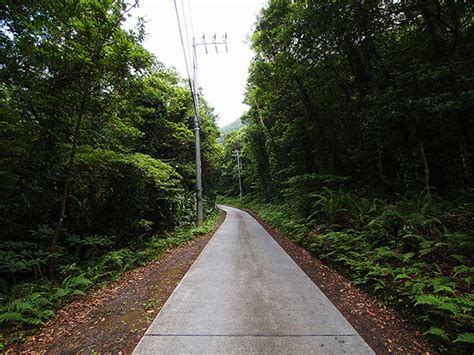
[192,33,228,225]
[232,149,242,199]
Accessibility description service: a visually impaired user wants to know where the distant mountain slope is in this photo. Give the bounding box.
[219,119,244,143]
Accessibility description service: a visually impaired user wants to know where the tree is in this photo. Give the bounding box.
[0,0,222,281]
[234,0,473,198]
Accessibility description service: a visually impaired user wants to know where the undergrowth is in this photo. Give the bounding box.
[219,189,474,353]
[0,211,219,347]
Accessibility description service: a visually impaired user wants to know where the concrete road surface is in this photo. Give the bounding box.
[133,206,374,354]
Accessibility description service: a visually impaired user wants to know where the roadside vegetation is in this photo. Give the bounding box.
[219,1,473,352]
[0,0,221,348]
[1,0,473,353]
[219,188,473,352]
[0,213,218,346]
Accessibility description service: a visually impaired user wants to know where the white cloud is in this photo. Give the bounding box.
[126,0,266,126]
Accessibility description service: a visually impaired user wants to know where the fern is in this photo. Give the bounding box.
[434,284,455,294]
[0,291,54,326]
[454,333,474,344]
[308,188,349,225]
[0,312,23,323]
[220,191,474,352]
[424,327,449,340]
[395,273,410,280]
[415,294,460,315]
[51,275,92,305]
[61,274,92,290]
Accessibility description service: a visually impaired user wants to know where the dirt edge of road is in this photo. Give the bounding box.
[8,211,226,354]
[243,208,435,355]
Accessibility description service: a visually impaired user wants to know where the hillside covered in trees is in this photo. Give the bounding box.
[220,0,473,352]
[0,0,221,342]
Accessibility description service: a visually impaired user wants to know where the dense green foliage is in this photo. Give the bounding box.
[220,191,473,352]
[0,0,221,339]
[0,214,218,336]
[218,118,244,144]
[239,0,473,195]
[219,0,473,352]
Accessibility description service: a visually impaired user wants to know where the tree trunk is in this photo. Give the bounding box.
[254,100,280,158]
[460,141,471,186]
[376,153,384,183]
[49,102,86,279]
[293,75,334,173]
[418,0,446,54]
[419,139,431,192]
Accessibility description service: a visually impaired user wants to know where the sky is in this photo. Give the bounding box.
[126,0,267,127]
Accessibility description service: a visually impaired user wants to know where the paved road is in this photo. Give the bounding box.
[133,206,374,354]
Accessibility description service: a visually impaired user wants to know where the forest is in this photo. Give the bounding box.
[0,0,473,353]
[0,0,221,346]
[220,0,473,352]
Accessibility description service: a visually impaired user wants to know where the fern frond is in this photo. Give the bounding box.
[0,312,23,323]
[424,327,449,340]
[454,333,474,344]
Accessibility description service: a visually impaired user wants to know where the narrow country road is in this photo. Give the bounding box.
[133,206,374,354]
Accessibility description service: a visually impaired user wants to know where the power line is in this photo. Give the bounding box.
[173,0,192,89]
[181,0,193,71]
[173,0,203,226]
[187,0,195,41]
